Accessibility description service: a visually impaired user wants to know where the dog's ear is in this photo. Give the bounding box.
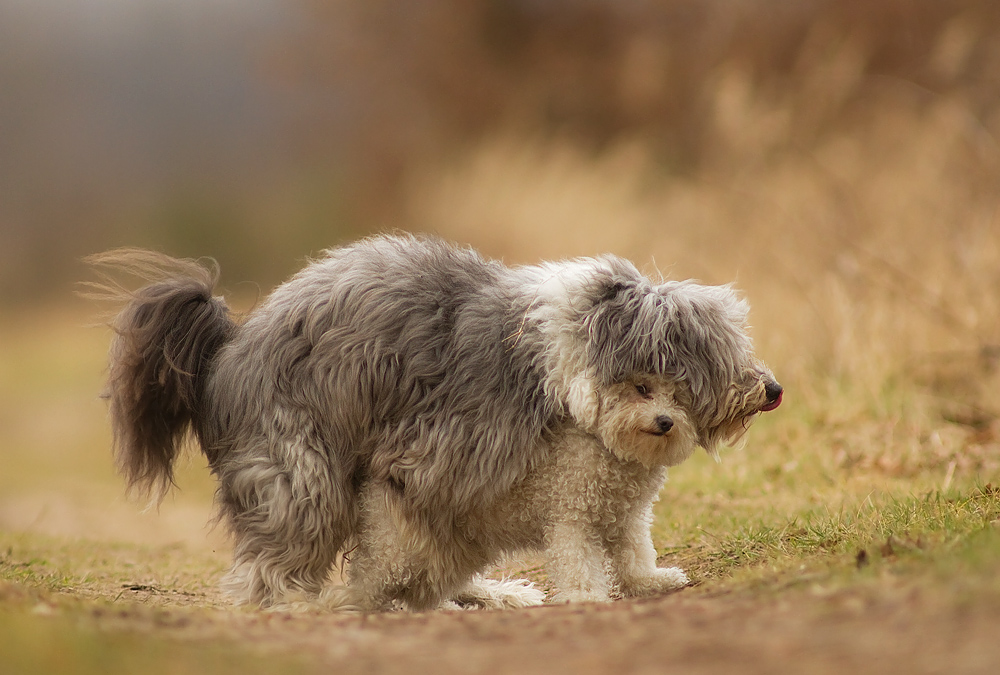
[599,279,629,302]
[581,266,651,385]
[582,256,643,307]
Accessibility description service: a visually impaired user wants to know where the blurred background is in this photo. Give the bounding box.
[2,0,1000,543]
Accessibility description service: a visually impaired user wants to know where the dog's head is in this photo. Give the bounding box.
[535,257,781,467]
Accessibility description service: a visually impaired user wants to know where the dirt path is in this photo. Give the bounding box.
[3,499,998,675]
[59,582,994,675]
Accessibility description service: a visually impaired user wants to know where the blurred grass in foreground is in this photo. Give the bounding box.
[0,607,314,675]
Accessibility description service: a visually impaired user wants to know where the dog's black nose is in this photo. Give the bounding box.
[760,381,783,412]
[655,415,674,434]
[765,381,783,402]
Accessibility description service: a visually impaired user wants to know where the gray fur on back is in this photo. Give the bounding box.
[93,233,780,609]
[201,237,561,562]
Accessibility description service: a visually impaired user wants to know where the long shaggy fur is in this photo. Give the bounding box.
[89,235,781,611]
[84,250,235,500]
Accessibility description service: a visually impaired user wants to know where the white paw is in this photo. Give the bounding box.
[490,577,547,608]
[453,576,546,609]
[652,566,689,589]
[619,566,690,597]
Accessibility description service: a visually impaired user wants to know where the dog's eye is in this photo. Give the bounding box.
[634,383,650,398]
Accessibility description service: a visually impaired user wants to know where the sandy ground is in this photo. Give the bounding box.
[27,573,994,675]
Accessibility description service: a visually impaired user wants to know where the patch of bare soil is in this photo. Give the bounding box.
[33,578,994,675]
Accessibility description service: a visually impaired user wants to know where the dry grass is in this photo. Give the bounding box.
[404,57,1000,489]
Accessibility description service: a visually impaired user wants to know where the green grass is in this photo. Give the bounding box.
[653,480,1000,603]
[0,531,228,603]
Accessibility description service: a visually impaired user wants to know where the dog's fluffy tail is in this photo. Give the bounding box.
[84,249,236,502]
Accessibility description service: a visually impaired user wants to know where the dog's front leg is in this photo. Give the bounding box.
[607,503,688,598]
[544,519,612,603]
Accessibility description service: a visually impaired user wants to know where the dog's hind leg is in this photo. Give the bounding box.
[217,434,350,608]
[347,486,487,612]
[606,503,688,598]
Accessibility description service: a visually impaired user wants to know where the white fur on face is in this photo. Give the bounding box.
[592,376,698,468]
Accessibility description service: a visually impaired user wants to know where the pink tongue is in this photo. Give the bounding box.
[760,391,783,412]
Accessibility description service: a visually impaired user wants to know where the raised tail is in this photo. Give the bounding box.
[84,249,236,501]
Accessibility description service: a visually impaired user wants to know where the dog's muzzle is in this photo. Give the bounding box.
[646,415,675,436]
[759,381,783,412]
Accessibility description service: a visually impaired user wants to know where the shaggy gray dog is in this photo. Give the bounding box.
[88,235,781,611]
